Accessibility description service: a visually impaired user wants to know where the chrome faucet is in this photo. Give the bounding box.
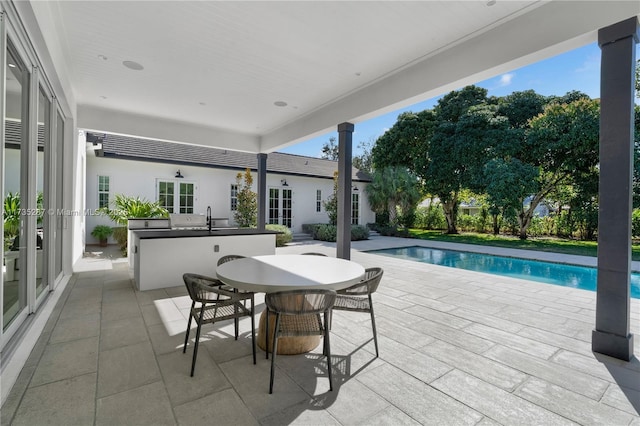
[206,206,212,232]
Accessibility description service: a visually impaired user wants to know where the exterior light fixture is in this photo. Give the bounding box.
[353,186,359,192]
[175,170,184,178]
[281,179,288,186]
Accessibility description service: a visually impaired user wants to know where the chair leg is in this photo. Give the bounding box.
[324,311,333,391]
[265,309,270,360]
[250,295,256,365]
[369,297,379,357]
[269,314,281,394]
[183,303,195,353]
[190,310,205,377]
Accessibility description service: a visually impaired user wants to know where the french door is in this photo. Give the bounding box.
[268,187,292,228]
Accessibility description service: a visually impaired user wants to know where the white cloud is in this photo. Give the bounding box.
[575,54,599,73]
[499,73,514,87]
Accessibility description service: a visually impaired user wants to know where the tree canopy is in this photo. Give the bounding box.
[371,84,603,239]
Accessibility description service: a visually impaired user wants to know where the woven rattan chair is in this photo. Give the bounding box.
[265,289,336,394]
[217,254,252,310]
[332,267,383,357]
[182,273,256,377]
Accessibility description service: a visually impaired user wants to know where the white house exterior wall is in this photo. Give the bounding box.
[85,155,374,242]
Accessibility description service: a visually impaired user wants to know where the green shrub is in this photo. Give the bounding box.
[91,225,113,240]
[302,223,369,242]
[265,224,292,247]
[351,225,370,241]
[112,226,128,254]
[414,206,446,230]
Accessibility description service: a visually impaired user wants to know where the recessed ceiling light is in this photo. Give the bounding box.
[355,72,361,76]
[99,95,107,99]
[123,60,144,71]
[98,54,108,61]
[8,63,15,68]
[199,102,206,106]
[486,0,496,6]
[274,101,287,107]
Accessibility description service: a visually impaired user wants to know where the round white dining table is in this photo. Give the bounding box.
[216,254,365,293]
[216,254,365,355]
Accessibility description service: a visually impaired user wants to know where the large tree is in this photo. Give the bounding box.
[426,87,505,233]
[372,109,436,172]
[516,98,600,239]
[320,136,339,161]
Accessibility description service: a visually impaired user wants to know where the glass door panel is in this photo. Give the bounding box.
[3,44,28,330]
[54,112,63,280]
[268,188,279,225]
[268,187,292,228]
[36,85,50,297]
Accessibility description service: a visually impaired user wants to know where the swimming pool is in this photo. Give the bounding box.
[368,246,640,299]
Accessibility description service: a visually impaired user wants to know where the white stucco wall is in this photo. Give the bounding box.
[85,154,374,243]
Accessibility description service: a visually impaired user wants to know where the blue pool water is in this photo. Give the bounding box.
[368,246,640,299]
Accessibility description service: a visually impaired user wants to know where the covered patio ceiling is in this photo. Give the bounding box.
[21,1,640,153]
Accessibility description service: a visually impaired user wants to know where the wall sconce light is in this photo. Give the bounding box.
[353,186,359,192]
[175,170,184,178]
[281,179,288,186]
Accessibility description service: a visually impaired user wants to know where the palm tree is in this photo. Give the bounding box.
[366,166,422,227]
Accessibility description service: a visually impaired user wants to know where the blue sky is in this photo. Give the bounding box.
[280,42,638,158]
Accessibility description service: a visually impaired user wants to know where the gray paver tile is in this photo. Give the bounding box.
[100,314,149,351]
[354,405,422,426]
[259,398,342,425]
[484,345,610,400]
[324,377,391,424]
[421,340,527,391]
[59,298,101,319]
[516,377,636,425]
[96,381,176,426]
[601,384,640,416]
[157,348,232,406]
[49,312,100,344]
[97,341,161,398]
[431,370,575,426]
[30,336,99,387]
[357,363,483,425]
[376,336,451,383]
[101,298,142,322]
[148,319,189,355]
[221,355,308,419]
[447,307,525,334]
[11,373,96,426]
[464,323,559,359]
[516,326,593,357]
[404,304,473,329]
[407,320,496,354]
[373,316,435,349]
[174,388,258,425]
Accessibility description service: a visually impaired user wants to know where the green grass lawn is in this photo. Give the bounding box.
[407,229,640,261]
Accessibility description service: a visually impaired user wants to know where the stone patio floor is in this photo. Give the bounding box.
[2,236,640,425]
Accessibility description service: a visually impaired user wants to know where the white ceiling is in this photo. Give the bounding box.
[23,1,640,153]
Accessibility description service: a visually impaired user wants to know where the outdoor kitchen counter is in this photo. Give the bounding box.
[131,229,278,291]
[134,228,280,239]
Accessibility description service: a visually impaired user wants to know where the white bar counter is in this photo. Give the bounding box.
[132,229,277,291]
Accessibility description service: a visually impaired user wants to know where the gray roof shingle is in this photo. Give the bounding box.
[90,132,371,182]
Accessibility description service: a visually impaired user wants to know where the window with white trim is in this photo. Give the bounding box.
[98,175,110,208]
[351,192,359,225]
[316,189,322,212]
[230,184,238,211]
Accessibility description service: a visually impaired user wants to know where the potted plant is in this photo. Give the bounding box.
[91,225,113,247]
